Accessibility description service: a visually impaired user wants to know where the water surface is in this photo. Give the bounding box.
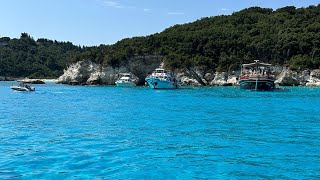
[0,82,320,179]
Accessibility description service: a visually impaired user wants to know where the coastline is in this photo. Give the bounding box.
[0,77,58,84]
[39,79,58,83]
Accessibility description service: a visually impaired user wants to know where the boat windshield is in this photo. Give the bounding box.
[156,69,164,73]
[120,76,130,80]
[19,83,26,87]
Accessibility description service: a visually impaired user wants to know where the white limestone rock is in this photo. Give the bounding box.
[57,59,99,85]
[210,72,228,86]
[275,69,300,86]
[226,76,238,85]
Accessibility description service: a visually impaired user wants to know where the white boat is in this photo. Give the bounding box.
[10,83,35,91]
[115,73,137,87]
[145,68,179,89]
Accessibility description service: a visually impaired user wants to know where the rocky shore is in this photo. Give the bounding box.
[17,78,45,84]
[0,77,49,84]
[0,76,15,81]
[57,59,320,87]
[57,56,162,85]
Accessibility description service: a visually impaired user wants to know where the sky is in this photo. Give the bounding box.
[0,0,319,46]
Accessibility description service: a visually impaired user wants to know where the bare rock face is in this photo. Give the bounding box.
[210,72,228,86]
[57,58,320,87]
[176,69,202,86]
[226,76,238,85]
[306,78,320,87]
[275,68,313,86]
[178,67,216,86]
[306,69,320,87]
[176,67,239,87]
[57,57,221,86]
[310,69,320,79]
[86,70,103,85]
[204,73,215,82]
[99,66,128,85]
[175,67,217,86]
[128,55,162,85]
[275,69,300,86]
[57,56,163,85]
[209,71,240,86]
[17,78,45,84]
[57,59,100,85]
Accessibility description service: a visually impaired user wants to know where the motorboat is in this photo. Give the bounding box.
[115,73,137,87]
[145,68,180,89]
[10,83,35,91]
[239,60,275,91]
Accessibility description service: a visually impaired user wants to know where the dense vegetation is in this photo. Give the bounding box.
[0,5,319,78]
[0,33,111,78]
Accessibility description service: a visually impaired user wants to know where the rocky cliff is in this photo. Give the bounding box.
[57,58,320,87]
[306,69,320,86]
[58,56,164,85]
[57,58,215,86]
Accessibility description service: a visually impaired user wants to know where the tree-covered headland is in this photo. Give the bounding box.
[0,5,319,78]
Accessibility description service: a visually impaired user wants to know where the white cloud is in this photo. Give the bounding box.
[100,0,183,15]
[168,12,184,15]
[100,1,138,11]
[143,8,152,12]
[103,1,124,8]
[221,8,228,11]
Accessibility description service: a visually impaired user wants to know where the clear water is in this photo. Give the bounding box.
[1,81,320,179]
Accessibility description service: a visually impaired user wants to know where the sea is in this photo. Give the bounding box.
[0,81,320,179]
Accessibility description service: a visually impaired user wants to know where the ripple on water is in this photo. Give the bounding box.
[0,84,320,178]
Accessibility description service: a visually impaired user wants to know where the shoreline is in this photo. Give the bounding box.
[0,77,58,84]
[38,79,58,83]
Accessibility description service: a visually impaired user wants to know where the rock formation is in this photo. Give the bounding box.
[275,68,312,86]
[57,59,100,85]
[0,76,15,81]
[57,58,320,87]
[57,56,163,85]
[306,69,320,87]
[17,78,45,84]
[209,71,239,86]
[176,67,215,86]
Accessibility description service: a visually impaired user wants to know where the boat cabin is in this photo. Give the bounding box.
[239,60,275,91]
[119,73,131,77]
[240,60,273,80]
[118,73,134,82]
[155,68,167,74]
[150,68,176,81]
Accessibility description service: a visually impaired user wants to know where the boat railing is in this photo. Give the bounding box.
[240,73,274,80]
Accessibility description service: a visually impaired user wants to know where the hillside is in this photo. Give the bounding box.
[0,5,319,78]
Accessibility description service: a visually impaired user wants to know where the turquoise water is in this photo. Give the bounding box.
[1,81,320,179]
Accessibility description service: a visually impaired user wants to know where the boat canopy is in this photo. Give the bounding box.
[242,61,272,67]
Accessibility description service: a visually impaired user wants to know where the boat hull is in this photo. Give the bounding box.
[10,86,35,91]
[145,78,179,89]
[115,81,136,87]
[239,79,275,91]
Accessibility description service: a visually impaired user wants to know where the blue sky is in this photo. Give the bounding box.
[0,0,319,46]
